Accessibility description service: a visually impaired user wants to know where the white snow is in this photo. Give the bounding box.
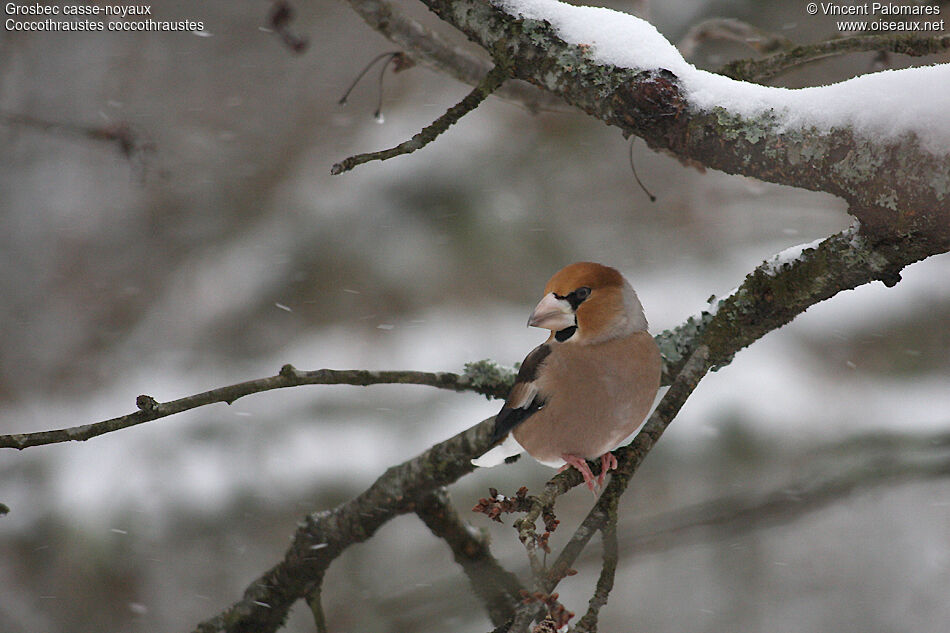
[493,0,950,155]
[762,237,826,275]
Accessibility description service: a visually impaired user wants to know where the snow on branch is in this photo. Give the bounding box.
[488,0,950,154]
[416,0,948,240]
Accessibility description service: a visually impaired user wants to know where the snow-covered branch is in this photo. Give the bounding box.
[409,0,948,241]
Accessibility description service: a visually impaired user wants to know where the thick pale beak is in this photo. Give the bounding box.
[527,293,575,330]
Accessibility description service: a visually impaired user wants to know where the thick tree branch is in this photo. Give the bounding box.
[193,416,494,632]
[411,0,948,241]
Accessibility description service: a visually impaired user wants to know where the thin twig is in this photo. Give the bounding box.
[330,64,510,175]
[338,51,400,106]
[341,0,561,112]
[572,497,619,633]
[719,32,950,82]
[305,585,329,633]
[0,364,510,450]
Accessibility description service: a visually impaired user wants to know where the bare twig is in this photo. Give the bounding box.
[0,363,510,450]
[719,32,950,82]
[305,586,329,633]
[572,496,619,633]
[341,0,561,112]
[331,63,510,174]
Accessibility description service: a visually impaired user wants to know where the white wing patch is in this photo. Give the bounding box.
[471,434,524,468]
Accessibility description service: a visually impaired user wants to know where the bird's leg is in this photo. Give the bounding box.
[559,453,598,492]
[597,452,618,488]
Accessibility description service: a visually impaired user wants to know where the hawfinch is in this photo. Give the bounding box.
[472,262,662,492]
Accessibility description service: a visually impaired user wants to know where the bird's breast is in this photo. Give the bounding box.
[513,331,661,464]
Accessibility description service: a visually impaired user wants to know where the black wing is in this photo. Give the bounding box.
[488,343,551,444]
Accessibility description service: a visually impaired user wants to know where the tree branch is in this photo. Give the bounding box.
[416,487,524,626]
[493,218,944,630]
[366,423,950,627]
[720,32,950,83]
[340,0,562,112]
[411,0,948,241]
[331,63,510,174]
[0,363,511,450]
[572,496,619,633]
[187,214,940,632]
[193,416,494,632]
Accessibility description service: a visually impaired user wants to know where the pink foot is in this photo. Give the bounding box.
[597,452,618,488]
[559,454,598,492]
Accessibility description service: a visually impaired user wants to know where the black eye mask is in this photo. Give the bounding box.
[554,286,591,311]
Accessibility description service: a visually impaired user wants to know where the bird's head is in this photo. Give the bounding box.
[527,262,648,343]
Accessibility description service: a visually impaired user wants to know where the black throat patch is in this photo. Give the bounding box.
[555,325,577,342]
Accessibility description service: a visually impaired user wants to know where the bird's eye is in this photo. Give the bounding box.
[574,286,591,301]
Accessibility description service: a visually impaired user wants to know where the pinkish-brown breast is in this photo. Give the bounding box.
[512,331,661,465]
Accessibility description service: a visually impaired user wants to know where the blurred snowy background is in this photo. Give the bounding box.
[1,0,948,631]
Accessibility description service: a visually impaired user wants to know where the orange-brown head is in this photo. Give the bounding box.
[528,262,648,343]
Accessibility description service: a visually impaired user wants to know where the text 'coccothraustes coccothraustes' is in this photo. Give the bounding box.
[472,262,662,492]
